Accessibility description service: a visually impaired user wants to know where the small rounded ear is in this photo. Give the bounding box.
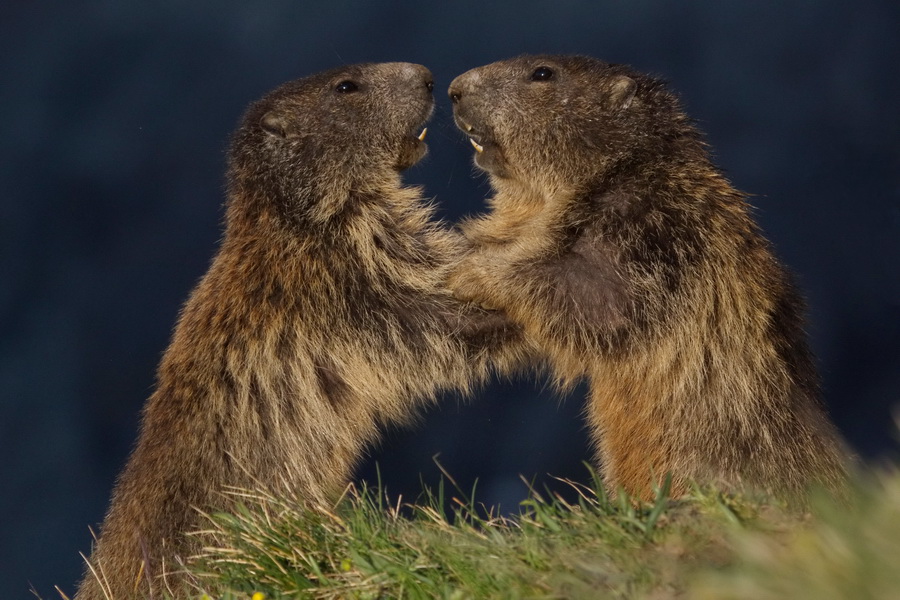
[608,75,637,111]
[260,111,290,138]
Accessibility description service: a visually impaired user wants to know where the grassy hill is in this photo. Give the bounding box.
[180,465,900,600]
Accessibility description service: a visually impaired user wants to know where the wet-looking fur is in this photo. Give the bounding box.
[447,54,850,502]
[75,62,525,599]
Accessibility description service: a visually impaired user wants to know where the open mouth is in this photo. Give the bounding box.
[395,124,431,170]
[454,115,490,154]
[405,126,428,145]
[405,99,434,147]
[408,123,430,150]
[394,96,433,171]
[453,113,508,177]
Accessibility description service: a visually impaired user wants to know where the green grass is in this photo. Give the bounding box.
[180,465,900,599]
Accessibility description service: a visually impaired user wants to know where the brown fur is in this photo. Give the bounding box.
[75,62,527,599]
[447,55,850,502]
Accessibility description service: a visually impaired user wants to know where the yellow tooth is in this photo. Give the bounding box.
[469,138,484,153]
[417,127,428,141]
[465,124,474,132]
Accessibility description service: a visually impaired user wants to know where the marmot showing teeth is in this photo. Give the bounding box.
[447,55,849,502]
[75,62,525,600]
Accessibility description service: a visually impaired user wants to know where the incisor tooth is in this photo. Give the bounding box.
[469,138,484,153]
[417,128,428,141]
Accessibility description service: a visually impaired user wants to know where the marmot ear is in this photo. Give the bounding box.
[260,111,291,138]
[608,75,636,111]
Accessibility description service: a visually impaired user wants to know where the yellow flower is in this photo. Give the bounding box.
[252,593,265,600]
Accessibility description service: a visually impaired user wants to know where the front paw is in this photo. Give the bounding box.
[447,254,499,309]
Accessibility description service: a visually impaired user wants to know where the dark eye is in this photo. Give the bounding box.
[531,66,554,81]
[335,80,359,93]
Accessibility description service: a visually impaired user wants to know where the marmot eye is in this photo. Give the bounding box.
[335,80,359,93]
[531,66,554,81]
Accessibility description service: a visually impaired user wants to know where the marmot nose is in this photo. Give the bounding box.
[412,65,434,94]
[390,63,434,92]
[448,70,480,104]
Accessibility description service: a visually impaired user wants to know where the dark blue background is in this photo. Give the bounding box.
[2,1,898,597]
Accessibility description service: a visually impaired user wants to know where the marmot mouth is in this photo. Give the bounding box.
[465,132,494,156]
[453,116,508,177]
[406,125,429,150]
[398,100,434,167]
[395,126,430,171]
[453,115,493,154]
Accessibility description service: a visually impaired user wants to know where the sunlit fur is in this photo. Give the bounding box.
[448,55,850,502]
[75,62,527,600]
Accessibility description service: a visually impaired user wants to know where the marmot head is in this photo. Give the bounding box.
[228,62,434,226]
[449,55,694,197]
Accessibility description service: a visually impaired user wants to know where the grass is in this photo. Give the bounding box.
[689,468,900,600]
[178,464,900,599]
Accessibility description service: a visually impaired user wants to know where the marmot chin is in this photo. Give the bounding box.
[447,55,849,501]
[75,62,525,599]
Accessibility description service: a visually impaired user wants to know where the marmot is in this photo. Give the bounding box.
[75,62,525,599]
[446,55,849,501]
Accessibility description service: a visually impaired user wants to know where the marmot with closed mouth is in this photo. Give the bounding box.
[447,55,849,501]
[75,62,526,599]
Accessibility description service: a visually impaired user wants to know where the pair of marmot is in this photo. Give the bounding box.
[75,57,848,599]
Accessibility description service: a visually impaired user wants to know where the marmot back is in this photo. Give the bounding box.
[75,62,525,599]
[448,55,849,501]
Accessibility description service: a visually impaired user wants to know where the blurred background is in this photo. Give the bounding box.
[2,0,898,597]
